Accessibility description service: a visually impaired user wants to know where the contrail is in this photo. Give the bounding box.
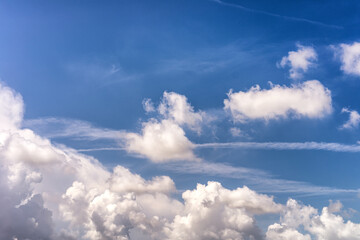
[77,141,360,153]
[195,141,360,152]
[210,0,343,29]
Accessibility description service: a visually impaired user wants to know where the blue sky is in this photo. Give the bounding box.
[2,0,360,239]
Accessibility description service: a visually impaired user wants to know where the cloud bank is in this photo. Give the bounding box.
[1,83,360,239]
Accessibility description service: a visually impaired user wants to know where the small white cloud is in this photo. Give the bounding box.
[229,127,242,137]
[158,91,204,133]
[341,108,360,129]
[328,200,343,213]
[125,119,198,162]
[334,42,360,76]
[224,80,332,122]
[142,98,155,113]
[279,44,317,80]
[0,82,24,130]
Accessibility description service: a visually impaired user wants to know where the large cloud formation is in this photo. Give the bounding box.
[1,82,360,240]
[224,80,332,122]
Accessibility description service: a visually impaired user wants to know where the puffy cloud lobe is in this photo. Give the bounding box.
[125,91,205,162]
[266,224,311,240]
[2,82,360,240]
[279,45,317,80]
[125,119,198,162]
[142,98,155,113]
[158,91,204,133]
[224,80,332,122]
[341,108,360,129]
[164,182,282,240]
[335,42,360,76]
[267,199,360,240]
[0,83,24,130]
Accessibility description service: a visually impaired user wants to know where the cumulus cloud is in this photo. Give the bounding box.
[164,181,281,240]
[125,119,198,162]
[341,108,360,129]
[142,98,156,113]
[334,42,360,76]
[224,80,332,122]
[279,44,317,80]
[26,91,204,163]
[124,91,205,162]
[158,91,204,132]
[0,82,24,130]
[3,82,360,240]
[267,198,360,240]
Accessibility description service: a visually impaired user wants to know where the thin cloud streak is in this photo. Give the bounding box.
[211,0,343,29]
[162,161,360,196]
[77,147,126,152]
[196,141,360,152]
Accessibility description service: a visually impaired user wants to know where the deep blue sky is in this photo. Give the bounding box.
[2,0,360,214]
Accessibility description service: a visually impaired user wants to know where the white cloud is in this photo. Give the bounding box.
[335,42,360,76]
[125,119,198,162]
[230,127,242,137]
[224,80,332,122]
[279,45,317,79]
[341,108,360,129]
[158,91,204,132]
[267,199,360,240]
[0,82,24,130]
[164,181,281,240]
[142,98,155,113]
[25,91,204,163]
[124,91,205,162]
[266,223,311,240]
[3,82,360,240]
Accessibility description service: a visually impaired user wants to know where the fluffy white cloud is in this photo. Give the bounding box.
[143,98,156,113]
[341,108,360,129]
[279,45,317,79]
[164,181,281,240]
[224,80,332,122]
[335,42,360,76]
[2,82,360,240]
[125,119,198,162]
[266,224,311,240]
[267,199,360,240]
[0,83,24,130]
[125,91,204,162]
[158,91,204,132]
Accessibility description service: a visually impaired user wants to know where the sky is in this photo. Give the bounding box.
[1,0,360,239]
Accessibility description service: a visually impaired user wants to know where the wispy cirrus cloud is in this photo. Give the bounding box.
[23,117,127,140]
[161,161,360,196]
[26,117,360,155]
[210,0,343,29]
[195,141,360,153]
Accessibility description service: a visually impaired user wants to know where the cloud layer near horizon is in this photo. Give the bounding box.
[1,83,360,239]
